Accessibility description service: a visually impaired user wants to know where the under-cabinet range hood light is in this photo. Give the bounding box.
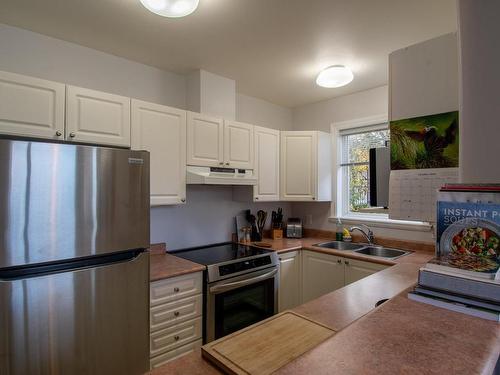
[186,166,257,186]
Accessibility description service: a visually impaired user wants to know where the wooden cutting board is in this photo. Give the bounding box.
[202,312,336,374]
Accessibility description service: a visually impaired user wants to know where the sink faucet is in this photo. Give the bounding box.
[349,224,374,245]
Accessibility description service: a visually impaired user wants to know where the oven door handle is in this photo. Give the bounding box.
[209,268,278,294]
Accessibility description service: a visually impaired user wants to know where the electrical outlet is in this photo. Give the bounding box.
[305,214,313,226]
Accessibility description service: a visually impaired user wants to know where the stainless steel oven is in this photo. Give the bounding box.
[206,265,279,342]
[170,243,280,343]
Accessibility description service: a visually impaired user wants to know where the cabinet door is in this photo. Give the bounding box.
[223,120,254,169]
[301,250,344,303]
[66,85,131,147]
[254,126,280,201]
[131,100,186,206]
[280,131,317,201]
[0,70,65,140]
[278,251,301,312]
[344,258,388,285]
[186,112,223,167]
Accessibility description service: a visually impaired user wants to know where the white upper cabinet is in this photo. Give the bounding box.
[66,85,131,147]
[223,120,254,169]
[254,126,279,201]
[280,131,331,201]
[0,70,65,140]
[131,100,186,206]
[186,112,224,167]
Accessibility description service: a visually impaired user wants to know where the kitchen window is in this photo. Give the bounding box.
[339,124,389,217]
[331,116,431,232]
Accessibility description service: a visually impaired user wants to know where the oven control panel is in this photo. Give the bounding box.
[218,255,272,277]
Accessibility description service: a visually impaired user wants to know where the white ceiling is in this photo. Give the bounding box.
[0,0,457,107]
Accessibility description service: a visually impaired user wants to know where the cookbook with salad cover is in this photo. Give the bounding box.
[430,190,500,280]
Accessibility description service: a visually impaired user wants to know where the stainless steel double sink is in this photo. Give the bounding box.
[312,241,410,260]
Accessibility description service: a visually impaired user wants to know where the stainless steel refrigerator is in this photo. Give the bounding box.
[0,139,150,375]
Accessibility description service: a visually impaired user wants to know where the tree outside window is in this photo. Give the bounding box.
[340,128,389,213]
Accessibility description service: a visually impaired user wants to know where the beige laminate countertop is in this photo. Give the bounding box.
[148,238,500,374]
[149,244,205,282]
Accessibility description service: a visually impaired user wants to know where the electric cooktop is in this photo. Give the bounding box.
[172,242,270,265]
[172,242,279,282]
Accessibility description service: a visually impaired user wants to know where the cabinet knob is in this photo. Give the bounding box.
[225,162,230,166]
[174,311,180,317]
[173,287,180,293]
[174,335,180,341]
[219,162,224,165]
[55,131,62,137]
[337,259,342,264]
[255,197,259,200]
[181,198,186,203]
[312,197,316,200]
[69,132,76,138]
[345,260,350,265]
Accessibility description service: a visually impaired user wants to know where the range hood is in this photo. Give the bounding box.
[186,166,257,185]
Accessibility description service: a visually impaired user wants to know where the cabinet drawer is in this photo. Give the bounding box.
[150,272,202,306]
[150,339,202,369]
[150,294,202,332]
[150,317,202,357]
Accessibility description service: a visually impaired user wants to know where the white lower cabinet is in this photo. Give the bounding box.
[150,272,203,369]
[278,251,301,312]
[295,250,389,305]
[301,251,344,303]
[150,339,203,369]
[344,258,388,285]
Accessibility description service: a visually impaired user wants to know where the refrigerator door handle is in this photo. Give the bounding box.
[0,249,145,281]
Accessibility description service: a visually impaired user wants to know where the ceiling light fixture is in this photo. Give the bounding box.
[316,65,354,88]
[139,0,199,18]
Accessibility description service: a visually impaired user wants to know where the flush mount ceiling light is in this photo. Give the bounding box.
[316,65,354,88]
[139,0,199,18]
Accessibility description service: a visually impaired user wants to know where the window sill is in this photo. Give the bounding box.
[328,215,433,232]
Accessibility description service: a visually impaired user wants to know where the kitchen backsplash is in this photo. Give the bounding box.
[150,185,292,250]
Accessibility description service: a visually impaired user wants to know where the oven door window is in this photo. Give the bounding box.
[214,277,274,339]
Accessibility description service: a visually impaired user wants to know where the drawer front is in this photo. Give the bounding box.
[150,339,202,369]
[150,294,203,332]
[150,317,202,357]
[150,272,202,306]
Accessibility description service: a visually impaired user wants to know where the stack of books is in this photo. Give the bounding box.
[408,184,500,321]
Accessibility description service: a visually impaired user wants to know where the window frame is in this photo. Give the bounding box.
[339,124,389,215]
[330,115,432,232]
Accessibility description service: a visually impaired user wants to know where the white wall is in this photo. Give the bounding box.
[236,94,293,131]
[291,85,434,243]
[151,186,292,250]
[0,23,295,249]
[458,0,500,183]
[0,23,186,108]
[292,86,388,132]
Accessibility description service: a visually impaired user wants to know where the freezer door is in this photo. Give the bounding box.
[0,139,150,268]
[0,251,149,375]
